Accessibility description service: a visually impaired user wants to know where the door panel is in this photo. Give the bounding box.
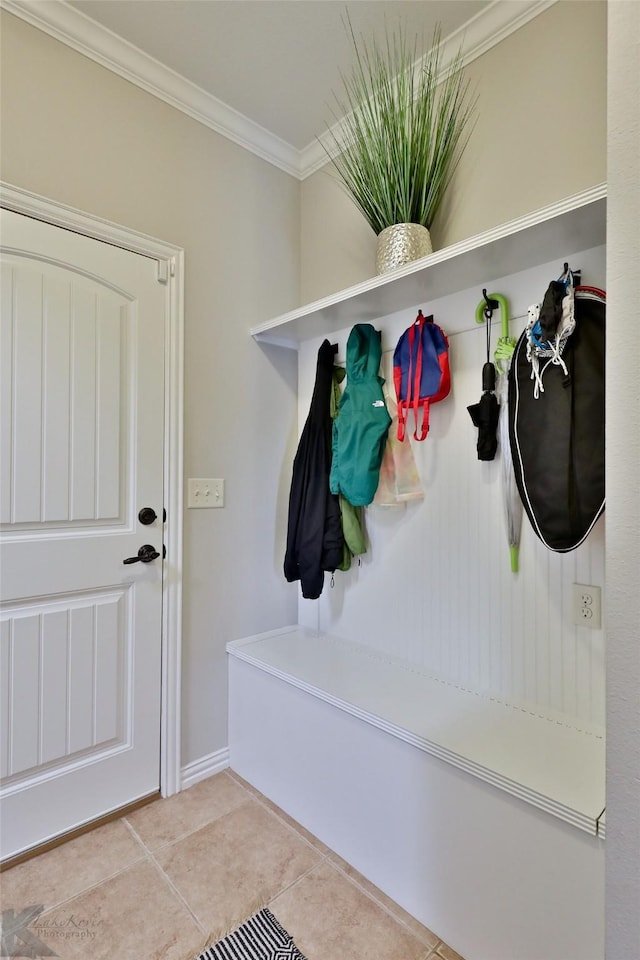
[0,209,166,860]
[1,259,128,528]
[2,590,127,779]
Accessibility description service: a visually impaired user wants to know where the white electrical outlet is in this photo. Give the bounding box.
[187,478,224,509]
[572,583,602,629]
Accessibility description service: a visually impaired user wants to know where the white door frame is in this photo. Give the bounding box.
[0,181,184,799]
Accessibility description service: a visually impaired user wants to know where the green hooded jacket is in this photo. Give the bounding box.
[330,324,391,507]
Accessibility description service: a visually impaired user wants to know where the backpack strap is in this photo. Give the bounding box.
[408,312,434,441]
[395,311,440,441]
[415,400,431,441]
[395,321,413,442]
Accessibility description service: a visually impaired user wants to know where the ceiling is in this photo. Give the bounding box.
[67,1,488,150]
[6,0,549,176]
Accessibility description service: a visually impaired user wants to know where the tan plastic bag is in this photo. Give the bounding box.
[373,393,424,506]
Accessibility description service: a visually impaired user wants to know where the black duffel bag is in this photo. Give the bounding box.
[508,283,605,552]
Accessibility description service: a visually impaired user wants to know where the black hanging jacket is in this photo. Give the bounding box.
[284,340,344,599]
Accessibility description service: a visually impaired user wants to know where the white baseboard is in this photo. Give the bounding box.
[180,747,229,791]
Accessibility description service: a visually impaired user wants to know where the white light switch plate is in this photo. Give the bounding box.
[188,478,224,508]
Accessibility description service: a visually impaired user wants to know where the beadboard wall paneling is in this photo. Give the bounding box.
[296,245,606,729]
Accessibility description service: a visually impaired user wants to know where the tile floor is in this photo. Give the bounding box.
[1,769,465,960]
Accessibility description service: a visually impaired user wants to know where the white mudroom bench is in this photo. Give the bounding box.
[228,626,605,960]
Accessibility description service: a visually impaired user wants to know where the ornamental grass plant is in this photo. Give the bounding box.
[324,19,477,237]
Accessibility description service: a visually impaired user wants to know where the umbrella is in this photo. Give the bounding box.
[467,379,499,459]
[478,293,522,572]
[468,292,500,461]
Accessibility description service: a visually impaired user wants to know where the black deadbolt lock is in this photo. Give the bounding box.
[138,507,157,525]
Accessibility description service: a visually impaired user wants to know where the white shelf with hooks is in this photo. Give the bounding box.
[238,181,608,960]
[250,184,606,348]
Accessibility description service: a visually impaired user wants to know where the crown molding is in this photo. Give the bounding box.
[2,0,556,181]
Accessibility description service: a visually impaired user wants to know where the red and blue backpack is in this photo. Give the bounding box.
[393,310,451,441]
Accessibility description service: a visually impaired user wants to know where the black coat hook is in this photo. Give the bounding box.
[561,263,582,286]
[482,288,499,313]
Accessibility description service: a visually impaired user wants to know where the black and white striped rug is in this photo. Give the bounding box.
[197,908,308,960]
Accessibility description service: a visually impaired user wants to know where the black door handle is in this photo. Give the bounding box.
[123,544,160,565]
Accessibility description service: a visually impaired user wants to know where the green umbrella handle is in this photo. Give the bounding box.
[476,293,515,374]
[475,292,510,338]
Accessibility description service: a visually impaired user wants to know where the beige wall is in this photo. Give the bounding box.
[301,0,607,303]
[0,11,300,765]
[300,167,378,304]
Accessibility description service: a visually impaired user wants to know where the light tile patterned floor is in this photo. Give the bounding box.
[1,770,465,960]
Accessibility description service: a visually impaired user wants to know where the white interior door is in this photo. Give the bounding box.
[0,208,166,861]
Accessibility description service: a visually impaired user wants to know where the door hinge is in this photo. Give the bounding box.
[157,260,169,284]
